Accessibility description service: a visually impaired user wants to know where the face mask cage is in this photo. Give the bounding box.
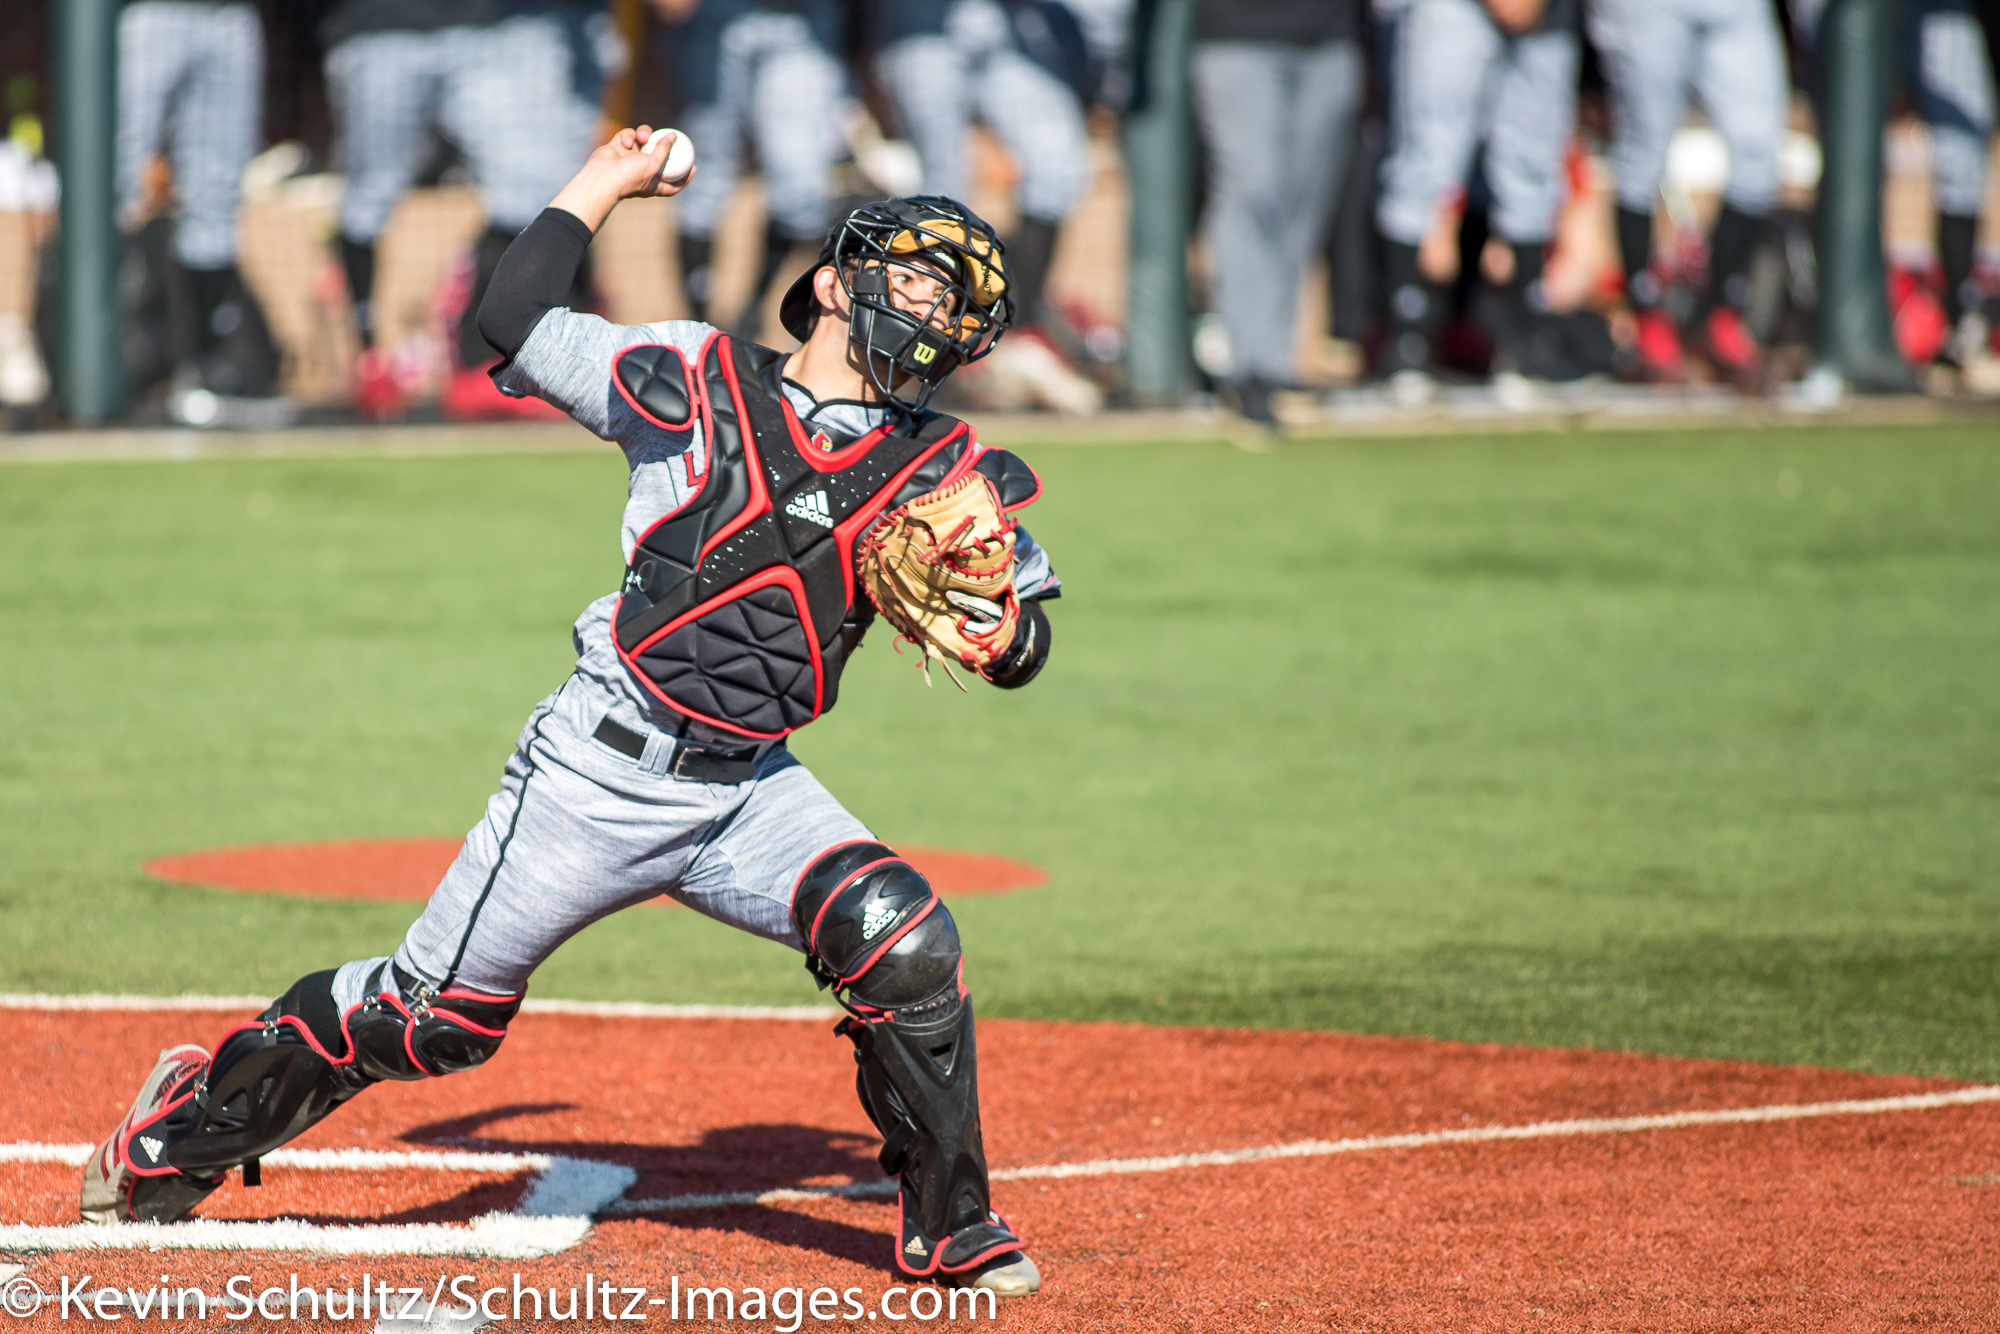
[833,203,1013,414]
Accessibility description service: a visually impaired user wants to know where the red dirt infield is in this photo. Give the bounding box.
[4,1004,1999,1329]
[142,840,1048,904]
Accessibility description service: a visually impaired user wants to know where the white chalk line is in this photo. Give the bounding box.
[0,992,837,1021]
[608,1084,2000,1214]
[1,1144,553,1171]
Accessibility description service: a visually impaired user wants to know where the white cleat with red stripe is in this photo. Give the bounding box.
[79,1044,212,1224]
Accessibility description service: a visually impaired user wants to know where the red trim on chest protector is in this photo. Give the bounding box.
[620,563,826,739]
[699,347,773,562]
[609,335,983,739]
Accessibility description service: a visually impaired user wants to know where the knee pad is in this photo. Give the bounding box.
[791,842,960,1011]
[343,961,521,1082]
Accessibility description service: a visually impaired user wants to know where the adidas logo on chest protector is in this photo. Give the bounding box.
[784,489,834,528]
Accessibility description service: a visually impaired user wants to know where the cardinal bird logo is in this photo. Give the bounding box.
[811,429,834,453]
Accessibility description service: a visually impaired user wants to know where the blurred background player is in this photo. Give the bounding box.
[1191,0,1363,426]
[321,0,608,420]
[1587,0,1788,387]
[118,0,287,426]
[872,0,1098,405]
[1904,0,1997,379]
[653,0,846,339]
[1374,0,1584,403]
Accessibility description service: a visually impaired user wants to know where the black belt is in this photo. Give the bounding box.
[592,716,762,784]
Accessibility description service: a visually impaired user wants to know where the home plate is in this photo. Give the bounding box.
[0,1148,635,1258]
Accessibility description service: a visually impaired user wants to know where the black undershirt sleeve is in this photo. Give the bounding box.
[477,207,596,368]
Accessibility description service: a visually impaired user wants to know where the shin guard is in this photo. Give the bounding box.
[149,971,372,1181]
[793,843,1024,1277]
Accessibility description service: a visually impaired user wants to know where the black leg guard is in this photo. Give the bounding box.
[116,970,366,1219]
[343,961,522,1081]
[140,972,365,1182]
[793,844,1025,1278]
[124,965,518,1216]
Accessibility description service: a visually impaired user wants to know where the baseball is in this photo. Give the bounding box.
[645,127,696,185]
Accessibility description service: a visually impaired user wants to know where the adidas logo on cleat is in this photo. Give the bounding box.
[137,1136,164,1164]
[785,490,833,528]
[905,1235,927,1255]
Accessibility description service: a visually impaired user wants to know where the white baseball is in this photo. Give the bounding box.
[645,127,696,185]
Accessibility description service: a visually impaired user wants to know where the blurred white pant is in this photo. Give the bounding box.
[327,13,600,241]
[1588,0,1788,216]
[671,12,845,242]
[1915,5,1996,217]
[1193,40,1362,384]
[118,0,262,268]
[877,0,1089,224]
[1376,0,1578,247]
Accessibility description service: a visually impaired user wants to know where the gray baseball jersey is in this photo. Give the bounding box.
[325,311,1058,1006]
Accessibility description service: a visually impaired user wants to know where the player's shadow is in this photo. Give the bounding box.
[284,1110,898,1272]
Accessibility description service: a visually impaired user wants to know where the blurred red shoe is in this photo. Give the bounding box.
[1888,266,1949,365]
[1633,309,1685,381]
[1700,307,1764,389]
[442,365,567,422]
[351,348,407,422]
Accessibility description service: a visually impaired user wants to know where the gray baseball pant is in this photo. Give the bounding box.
[326,13,600,242]
[1587,0,1788,216]
[1192,40,1363,385]
[1915,3,1996,217]
[118,0,262,268]
[672,12,846,243]
[877,0,1090,224]
[328,639,873,1007]
[1376,0,1578,247]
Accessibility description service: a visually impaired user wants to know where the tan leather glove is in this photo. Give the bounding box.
[857,472,1021,677]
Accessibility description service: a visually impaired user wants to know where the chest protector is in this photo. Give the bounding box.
[609,334,1042,740]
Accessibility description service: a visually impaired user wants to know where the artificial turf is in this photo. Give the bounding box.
[1,422,1996,1079]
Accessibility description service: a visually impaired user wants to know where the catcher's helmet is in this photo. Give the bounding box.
[778,196,1013,412]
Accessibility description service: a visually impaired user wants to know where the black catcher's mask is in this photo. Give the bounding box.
[779,196,1013,413]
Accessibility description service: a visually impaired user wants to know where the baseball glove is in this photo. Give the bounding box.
[858,472,1020,683]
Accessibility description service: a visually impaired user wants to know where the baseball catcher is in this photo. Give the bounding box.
[79,127,1054,1297]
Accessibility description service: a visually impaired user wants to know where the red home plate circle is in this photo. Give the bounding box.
[143,838,1047,903]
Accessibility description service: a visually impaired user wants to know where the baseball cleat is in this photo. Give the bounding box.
[1632,308,1686,382]
[350,347,409,423]
[1698,307,1765,392]
[80,1044,222,1224]
[961,1251,1042,1297]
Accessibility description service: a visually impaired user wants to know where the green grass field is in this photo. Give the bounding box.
[3,422,1997,1079]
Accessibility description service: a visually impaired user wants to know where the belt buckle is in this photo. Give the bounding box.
[670,745,703,780]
